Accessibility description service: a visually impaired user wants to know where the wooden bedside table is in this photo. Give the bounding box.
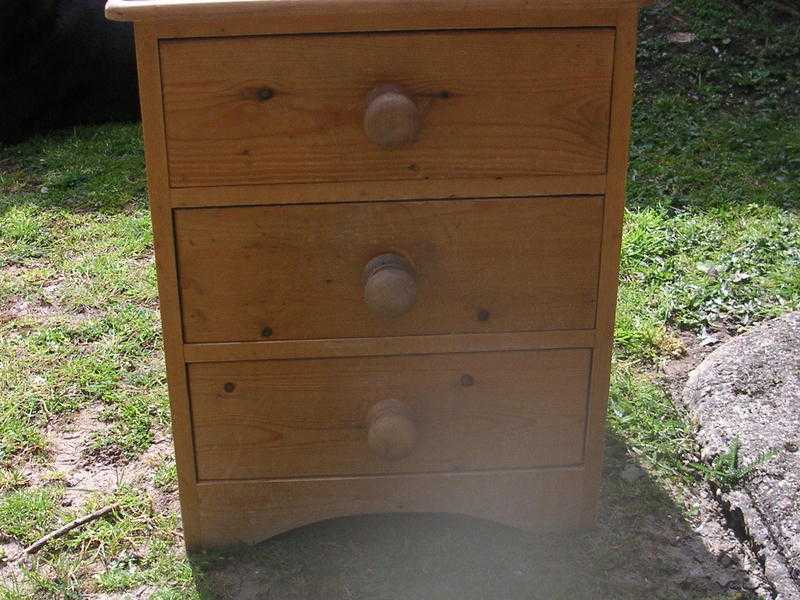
[107,0,645,550]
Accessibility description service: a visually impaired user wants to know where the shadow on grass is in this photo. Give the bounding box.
[0,123,147,216]
[186,436,756,600]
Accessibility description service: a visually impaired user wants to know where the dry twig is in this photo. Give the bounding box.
[12,503,119,564]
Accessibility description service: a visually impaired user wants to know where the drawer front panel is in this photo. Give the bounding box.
[160,29,614,188]
[175,195,603,343]
[189,349,590,480]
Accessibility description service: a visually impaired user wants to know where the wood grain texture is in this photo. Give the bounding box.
[132,24,202,547]
[160,29,615,188]
[174,196,604,343]
[195,467,586,547]
[182,330,597,363]
[580,7,640,528]
[189,349,590,480]
[123,0,645,549]
[167,174,607,208]
[108,0,648,24]
[143,10,621,38]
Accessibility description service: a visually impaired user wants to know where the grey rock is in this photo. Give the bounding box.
[668,32,698,44]
[683,311,800,600]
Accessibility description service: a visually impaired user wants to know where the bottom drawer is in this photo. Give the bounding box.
[189,349,591,481]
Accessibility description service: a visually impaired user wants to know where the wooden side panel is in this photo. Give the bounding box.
[580,7,640,526]
[132,25,202,547]
[174,196,604,343]
[189,349,591,480]
[160,29,615,187]
[195,467,586,547]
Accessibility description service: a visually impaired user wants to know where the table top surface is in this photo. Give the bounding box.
[106,0,652,23]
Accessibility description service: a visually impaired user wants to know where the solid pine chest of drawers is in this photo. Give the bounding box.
[107,0,645,549]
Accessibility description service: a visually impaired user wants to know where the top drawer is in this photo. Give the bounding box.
[160,28,615,188]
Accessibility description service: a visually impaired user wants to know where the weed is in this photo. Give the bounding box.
[154,459,178,493]
[697,437,777,493]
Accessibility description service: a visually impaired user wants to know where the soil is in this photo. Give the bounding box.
[1,406,176,593]
[195,434,772,600]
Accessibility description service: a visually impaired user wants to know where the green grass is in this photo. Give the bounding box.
[637,0,800,114]
[0,143,163,463]
[607,365,700,484]
[0,488,196,598]
[609,0,800,491]
[153,458,178,493]
[0,125,187,595]
[0,1,798,596]
[0,487,63,546]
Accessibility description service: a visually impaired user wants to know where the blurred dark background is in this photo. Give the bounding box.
[0,0,139,145]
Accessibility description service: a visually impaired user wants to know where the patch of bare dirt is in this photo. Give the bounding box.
[35,406,119,507]
[661,329,735,400]
[0,540,23,569]
[0,296,58,324]
[139,434,180,516]
[94,586,153,599]
[2,403,179,588]
[0,269,100,327]
[23,404,177,513]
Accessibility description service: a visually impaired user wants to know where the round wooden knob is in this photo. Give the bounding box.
[363,253,417,318]
[367,399,417,461]
[363,85,420,149]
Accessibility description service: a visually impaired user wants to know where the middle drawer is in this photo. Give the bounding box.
[175,195,603,343]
